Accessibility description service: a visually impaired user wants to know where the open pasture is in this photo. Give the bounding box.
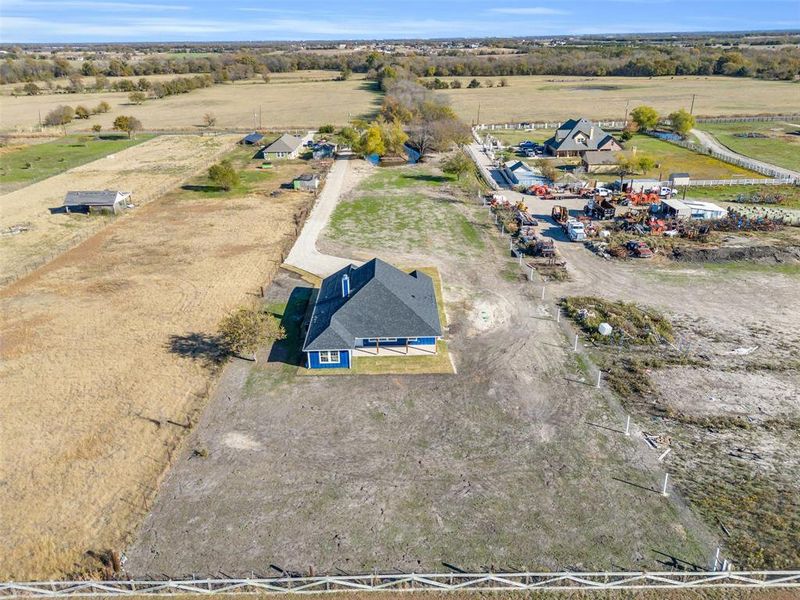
[435,75,800,124]
[0,78,381,132]
[0,134,236,286]
[697,121,800,173]
[0,155,313,580]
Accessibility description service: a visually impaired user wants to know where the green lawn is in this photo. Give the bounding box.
[698,121,800,172]
[0,134,154,187]
[482,128,554,147]
[623,134,761,180]
[685,184,800,209]
[327,165,485,257]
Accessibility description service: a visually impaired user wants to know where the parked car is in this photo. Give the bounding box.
[626,239,654,258]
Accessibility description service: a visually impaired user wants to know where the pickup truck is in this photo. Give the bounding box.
[626,239,654,258]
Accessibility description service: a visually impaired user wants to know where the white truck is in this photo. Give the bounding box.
[566,219,587,242]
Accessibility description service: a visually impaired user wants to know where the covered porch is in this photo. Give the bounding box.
[354,343,438,358]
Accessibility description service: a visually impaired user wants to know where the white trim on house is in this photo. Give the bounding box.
[318,350,341,364]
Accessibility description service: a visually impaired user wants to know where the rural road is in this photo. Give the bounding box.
[284,155,360,277]
[691,128,800,180]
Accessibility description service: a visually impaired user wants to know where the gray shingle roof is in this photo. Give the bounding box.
[303,258,442,351]
[63,190,130,207]
[582,150,619,165]
[545,118,618,153]
[263,133,302,154]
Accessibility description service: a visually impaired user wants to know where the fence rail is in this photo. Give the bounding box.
[643,132,797,181]
[2,571,799,597]
[687,178,796,187]
[475,115,800,130]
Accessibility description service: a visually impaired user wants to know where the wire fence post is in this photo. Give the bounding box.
[624,415,631,436]
[573,334,579,352]
[662,472,670,497]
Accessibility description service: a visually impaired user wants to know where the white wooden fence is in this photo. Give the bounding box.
[686,178,796,187]
[2,571,799,597]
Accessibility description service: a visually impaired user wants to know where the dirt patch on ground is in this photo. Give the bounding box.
[672,243,800,263]
[125,164,716,578]
[652,368,799,421]
[0,134,237,286]
[0,161,313,579]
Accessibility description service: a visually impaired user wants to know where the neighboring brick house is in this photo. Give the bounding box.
[544,118,622,157]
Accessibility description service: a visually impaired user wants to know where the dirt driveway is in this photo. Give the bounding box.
[125,164,716,577]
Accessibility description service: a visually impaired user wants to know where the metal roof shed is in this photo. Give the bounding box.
[661,198,692,219]
[63,190,131,214]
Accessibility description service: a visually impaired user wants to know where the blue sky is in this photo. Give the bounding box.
[1,0,798,43]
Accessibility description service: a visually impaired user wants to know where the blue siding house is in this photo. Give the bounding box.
[302,258,443,370]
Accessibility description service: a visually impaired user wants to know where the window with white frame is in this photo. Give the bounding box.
[318,350,340,364]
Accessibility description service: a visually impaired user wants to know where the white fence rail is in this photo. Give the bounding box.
[645,134,797,181]
[687,178,796,187]
[476,121,626,131]
[475,115,800,130]
[2,571,799,597]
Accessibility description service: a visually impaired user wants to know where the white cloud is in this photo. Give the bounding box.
[488,7,569,15]
[2,0,188,11]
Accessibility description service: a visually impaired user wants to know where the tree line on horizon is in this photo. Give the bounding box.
[2,42,798,85]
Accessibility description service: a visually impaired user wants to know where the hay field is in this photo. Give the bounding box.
[0,69,363,96]
[0,160,313,579]
[0,78,381,132]
[434,75,800,123]
[0,135,236,285]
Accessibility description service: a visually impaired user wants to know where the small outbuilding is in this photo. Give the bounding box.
[312,142,337,160]
[683,200,727,220]
[293,173,320,191]
[257,133,303,160]
[63,190,131,214]
[503,160,549,188]
[661,198,692,219]
[240,132,264,145]
[582,150,620,173]
[669,172,691,187]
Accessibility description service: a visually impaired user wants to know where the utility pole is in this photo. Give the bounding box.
[476,103,481,126]
[623,100,630,128]
[690,94,696,115]
[259,104,262,129]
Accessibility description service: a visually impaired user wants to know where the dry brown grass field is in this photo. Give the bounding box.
[0,135,236,285]
[0,69,365,96]
[434,75,800,123]
[0,157,313,580]
[3,73,795,133]
[0,76,380,132]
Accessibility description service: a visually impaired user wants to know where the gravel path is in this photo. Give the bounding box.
[284,155,361,277]
[691,128,800,180]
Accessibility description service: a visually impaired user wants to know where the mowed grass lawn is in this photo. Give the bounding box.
[327,165,485,257]
[698,121,800,172]
[623,134,760,179]
[0,134,153,188]
[485,128,555,147]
